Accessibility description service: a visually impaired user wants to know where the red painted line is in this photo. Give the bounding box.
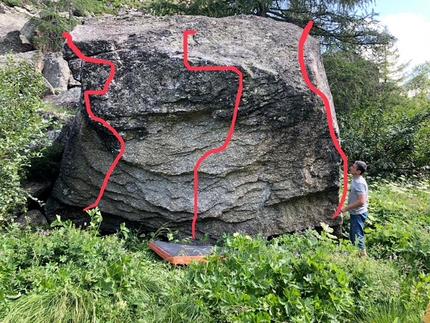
[183,30,243,239]
[298,21,348,219]
[62,32,124,212]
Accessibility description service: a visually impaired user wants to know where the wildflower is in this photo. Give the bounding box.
[36,228,50,236]
[118,300,127,309]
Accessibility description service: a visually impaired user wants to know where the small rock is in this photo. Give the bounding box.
[16,209,48,227]
[19,17,38,45]
[44,87,81,111]
[22,180,52,199]
[42,52,71,93]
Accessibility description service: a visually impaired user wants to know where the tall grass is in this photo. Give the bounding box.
[2,287,97,323]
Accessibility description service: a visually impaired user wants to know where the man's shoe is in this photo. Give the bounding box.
[358,249,367,257]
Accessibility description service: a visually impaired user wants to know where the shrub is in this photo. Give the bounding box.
[32,10,80,52]
[0,58,50,220]
[0,208,211,322]
[187,230,406,322]
[324,50,430,177]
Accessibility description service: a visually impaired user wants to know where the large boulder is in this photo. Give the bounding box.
[46,14,342,239]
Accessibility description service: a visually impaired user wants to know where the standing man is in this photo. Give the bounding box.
[341,161,369,256]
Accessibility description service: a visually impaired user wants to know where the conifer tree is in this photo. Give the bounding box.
[146,0,394,50]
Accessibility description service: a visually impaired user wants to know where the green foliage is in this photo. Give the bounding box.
[0,208,212,322]
[365,179,430,273]
[1,181,429,322]
[353,271,430,322]
[185,178,429,322]
[146,0,393,50]
[338,96,429,175]
[0,0,22,6]
[187,231,406,322]
[32,10,80,52]
[355,299,425,323]
[324,49,430,176]
[405,61,430,95]
[0,58,50,219]
[1,0,147,15]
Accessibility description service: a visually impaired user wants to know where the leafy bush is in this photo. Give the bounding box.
[324,50,430,177]
[1,179,428,322]
[338,97,429,176]
[0,208,211,322]
[187,230,411,323]
[0,58,50,219]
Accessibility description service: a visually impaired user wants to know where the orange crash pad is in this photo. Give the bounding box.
[149,240,214,265]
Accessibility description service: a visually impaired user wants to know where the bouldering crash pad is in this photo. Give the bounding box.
[149,240,214,265]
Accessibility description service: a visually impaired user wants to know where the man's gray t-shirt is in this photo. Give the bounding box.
[348,176,368,214]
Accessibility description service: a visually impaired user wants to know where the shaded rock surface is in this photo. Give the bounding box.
[46,14,342,239]
[42,52,71,92]
[22,180,52,199]
[16,209,48,227]
[0,10,32,54]
[19,16,38,45]
[44,87,81,111]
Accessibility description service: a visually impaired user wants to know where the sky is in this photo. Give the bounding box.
[369,0,430,69]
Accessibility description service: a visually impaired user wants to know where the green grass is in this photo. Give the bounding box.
[0,178,429,322]
[0,211,212,322]
[355,300,421,323]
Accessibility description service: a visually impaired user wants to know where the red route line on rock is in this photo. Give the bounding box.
[183,30,243,239]
[298,21,348,219]
[62,32,125,212]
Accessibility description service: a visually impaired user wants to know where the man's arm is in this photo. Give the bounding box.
[341,194,366,213]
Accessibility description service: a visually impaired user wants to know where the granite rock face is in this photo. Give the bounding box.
[42,52,71,92]
[46,14,342,239]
